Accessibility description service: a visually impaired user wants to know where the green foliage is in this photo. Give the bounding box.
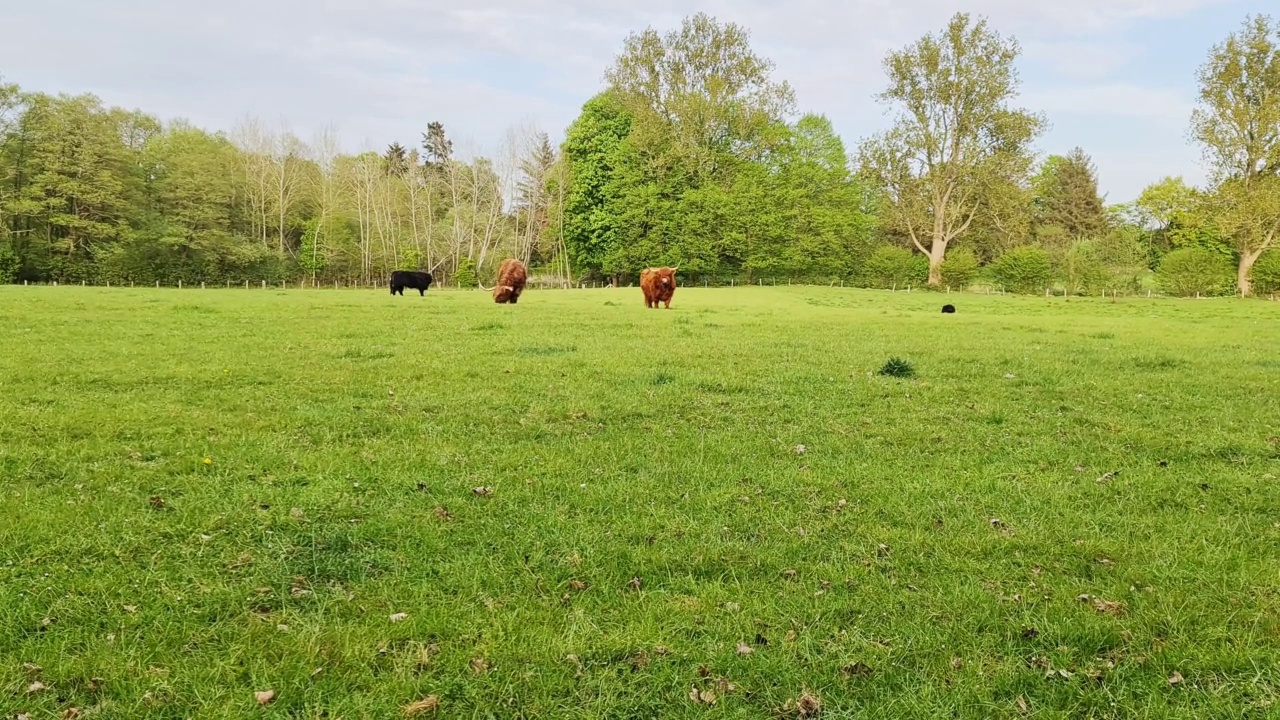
[454,257,477,288]
[1032,147,1109,240]
[1251,250,1280,295]
[1157,247,1236,296]
[938,247,979,290]
[863,246,926,289]
[3,92,155,281]
[562,24,877,283]
[1054,240,1110,296]
[605,12,796,178]
[298,218,328,278]
[0,241,18,282]
[1093,229,1149,292]
[878,356,916,378]
[990,246,1053,294]
[560,92,634,278]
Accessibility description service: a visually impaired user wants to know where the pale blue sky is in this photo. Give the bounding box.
[0,0,1269,202]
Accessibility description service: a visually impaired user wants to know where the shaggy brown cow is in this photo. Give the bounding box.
[485,258,527,304]
[639,266,678,309]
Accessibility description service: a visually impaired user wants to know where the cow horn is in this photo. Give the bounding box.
[671,265,679,272]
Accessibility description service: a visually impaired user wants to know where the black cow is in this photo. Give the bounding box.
[941,304,956,313]
[390,270,434,296]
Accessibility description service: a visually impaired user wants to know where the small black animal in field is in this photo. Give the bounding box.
[941,304,956,313]
[390,270,433,296]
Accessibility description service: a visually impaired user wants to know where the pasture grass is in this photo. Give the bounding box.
[2,284,1279,719]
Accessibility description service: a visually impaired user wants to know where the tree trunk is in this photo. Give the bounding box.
[1238,249,1263,297]
[927,238,948,287]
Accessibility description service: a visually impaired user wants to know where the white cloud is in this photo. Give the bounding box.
[1023,41,1144,80]
[1023,83,1194,121]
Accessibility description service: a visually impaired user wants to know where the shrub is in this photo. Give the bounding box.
[990,246,1053,294]
[863,246,926,289]
[454,257,478,288]
[0,242,20,283]
[1055,241,1109,296]
[1093,230,1148,293]
[1251,250,1280,296]
[1156,247,1235,297]
[939,248,978,290]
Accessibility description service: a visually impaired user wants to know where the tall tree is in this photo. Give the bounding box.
[604,12,795,182]
[1032,147,1109,241]
[1191,13,1280,295]
[266,124,306,257]
[515,130,557,265]
[421,122,452,168]
[385,142,409,177]
[560,91,635,278]
[858,12,1046,287]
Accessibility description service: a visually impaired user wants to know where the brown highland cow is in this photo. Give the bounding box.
[485,258,527,304]
[639,266,678,309]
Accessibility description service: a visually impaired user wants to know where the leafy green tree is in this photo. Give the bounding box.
[1133,176,1226,261]
[385,142,409,177]
[775,115,879,280]
[859,12,1046,287]
[1032,147,1109,241]
[129,122,260,283]
[560,92,634,280]
[421,122,452,167]
[605,12,795,181]
[1191,13,1280,295]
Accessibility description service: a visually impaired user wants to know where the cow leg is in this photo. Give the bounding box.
[418,288,425,296]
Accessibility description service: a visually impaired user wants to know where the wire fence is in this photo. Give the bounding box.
[7,277,1275,300]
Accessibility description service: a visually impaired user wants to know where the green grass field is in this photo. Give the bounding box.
[3,285,1279,719]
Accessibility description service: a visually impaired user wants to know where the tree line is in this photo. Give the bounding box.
[2,11,1279,296]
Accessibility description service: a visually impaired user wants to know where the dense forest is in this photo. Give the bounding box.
[2,12,1279,296]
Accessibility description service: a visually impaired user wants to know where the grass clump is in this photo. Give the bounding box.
[878,356,916,378]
